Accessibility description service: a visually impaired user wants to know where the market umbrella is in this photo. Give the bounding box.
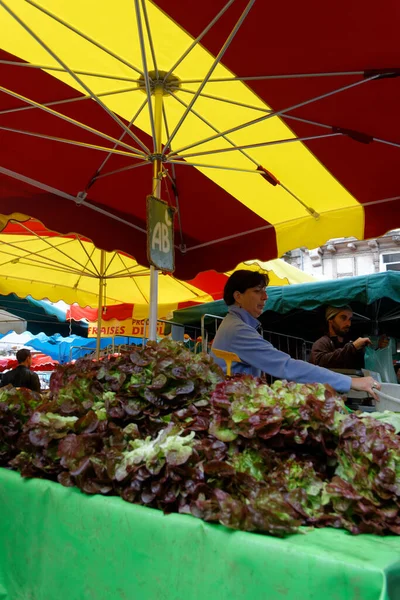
[0,218,313,352]
[0,1,398,334]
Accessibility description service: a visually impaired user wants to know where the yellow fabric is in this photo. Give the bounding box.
[0,232,212,319]
[0,225,311,318]
[0,0,364,255]
[230,259,316,285]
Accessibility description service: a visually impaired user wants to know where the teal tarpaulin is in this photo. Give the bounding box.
[1,469,400,600]
[173,272,400,325]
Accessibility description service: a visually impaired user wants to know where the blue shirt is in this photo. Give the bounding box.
[211,306,351,393]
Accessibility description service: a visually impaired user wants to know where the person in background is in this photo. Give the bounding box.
[310,305,389,370]
[0,348,41,393]
[211,270,380,399]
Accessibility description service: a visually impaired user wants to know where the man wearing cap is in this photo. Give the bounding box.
[309,305,371,370]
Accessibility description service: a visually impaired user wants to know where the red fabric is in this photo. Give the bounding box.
[186,271,228,300]
[0,353,57,372]
[153,0,400,238]
[66,303,134,322]
[0,51,276,279]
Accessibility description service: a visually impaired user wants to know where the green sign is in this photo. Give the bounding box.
[147,195,175,272]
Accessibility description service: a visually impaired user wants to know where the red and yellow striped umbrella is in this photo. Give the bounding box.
[0,0,397,283]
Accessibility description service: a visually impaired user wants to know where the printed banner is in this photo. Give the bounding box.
[87,318,166,338]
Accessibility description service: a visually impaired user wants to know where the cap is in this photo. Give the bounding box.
[325,305,352,321]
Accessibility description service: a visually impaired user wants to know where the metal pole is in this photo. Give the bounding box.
[96,249,106,359]
[148,86,163,341]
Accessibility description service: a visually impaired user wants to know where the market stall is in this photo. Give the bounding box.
[1,341,400,600]
[171,272,400,348]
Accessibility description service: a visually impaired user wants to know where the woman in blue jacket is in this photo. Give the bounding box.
[211,270,380,399]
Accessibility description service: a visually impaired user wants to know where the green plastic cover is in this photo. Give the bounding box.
[1,469,400,600]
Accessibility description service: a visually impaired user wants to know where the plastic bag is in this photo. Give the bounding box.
[364,340,397,383]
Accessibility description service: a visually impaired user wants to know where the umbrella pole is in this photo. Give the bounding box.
[96,249,106,359]
[148,86,164,341]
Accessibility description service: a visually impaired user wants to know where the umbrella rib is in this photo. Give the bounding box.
[284,115,332,130]
[175,133,340,160]
[178,87,273,114]
[168,90,258,167]
[168,159,264,175]
[0,85,145,155]
[169,75,380,157]
[107,260,140,280]
[179,70,366,84]
[106,271,151,279]
[162,0,256,156]
[75,239,101,277]
[92,160,150,182]
[0,236,99,276]
[0,125,145,160]
[69,244,99,294]
[87,98,149,185]
[285,115,400,150]
[161,104,186,251]
[134,0,157,152]
[23,0,144,77]
[362,195,400,208]
[0,252,99,278]
[140,0,158,79]
[106,267,146,278]
[0,60,141,84]
[10,222,100,275]
[103,251,119,277]
[375,137,400,150]
[0,85,143,117]
[278,183,319,218]
[0,0,151,156]
[0,165,148,235]
[115,253,149,304]
[163,0,236,81]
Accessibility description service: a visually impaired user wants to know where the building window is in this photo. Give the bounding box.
[381,253,400,272]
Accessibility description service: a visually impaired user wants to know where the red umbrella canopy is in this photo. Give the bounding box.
[153,0,400,240]
[0,0,398,279]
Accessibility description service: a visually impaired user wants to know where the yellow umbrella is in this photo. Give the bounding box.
[0,219,313,352]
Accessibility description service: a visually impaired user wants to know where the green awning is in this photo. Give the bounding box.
[173,272,400,324]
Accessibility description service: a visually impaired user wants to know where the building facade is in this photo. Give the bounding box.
[283,231,400,280]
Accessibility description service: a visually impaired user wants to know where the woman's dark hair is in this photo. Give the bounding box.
[223,270,269,305]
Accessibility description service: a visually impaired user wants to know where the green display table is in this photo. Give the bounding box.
[1,468,400,600]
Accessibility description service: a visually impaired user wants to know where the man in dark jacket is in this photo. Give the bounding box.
[0,348,41,392]
[309,305,371,370]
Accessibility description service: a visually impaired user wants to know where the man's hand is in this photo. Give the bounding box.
[352,337,372,350]
[351,376,381,401]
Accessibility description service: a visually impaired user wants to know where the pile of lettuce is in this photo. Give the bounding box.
[1,339,400,537]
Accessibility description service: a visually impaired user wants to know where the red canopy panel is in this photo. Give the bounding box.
[154,0,400,238]
[0,353,58,372]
